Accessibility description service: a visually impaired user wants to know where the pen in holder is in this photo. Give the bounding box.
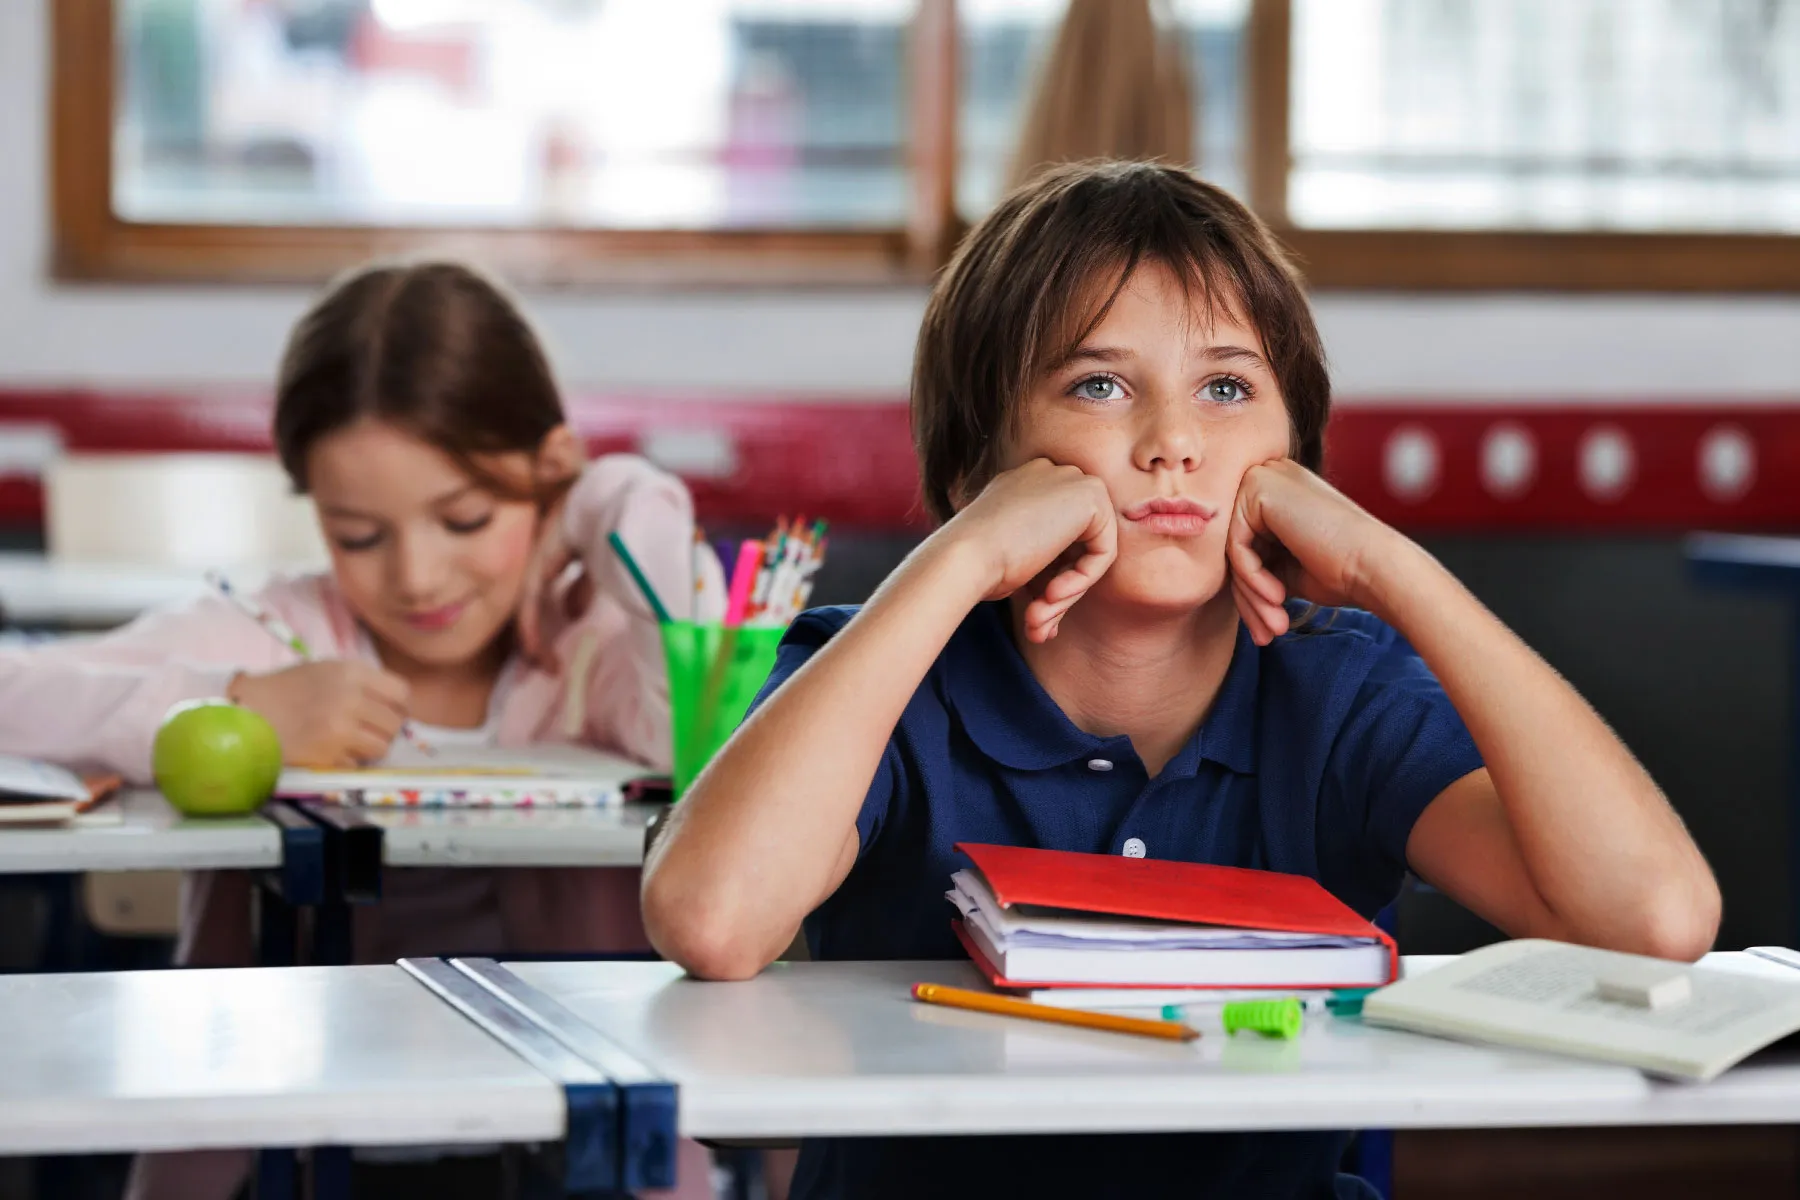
[661,621,786,800]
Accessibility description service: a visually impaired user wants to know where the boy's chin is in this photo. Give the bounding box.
[1095,566,1228,615]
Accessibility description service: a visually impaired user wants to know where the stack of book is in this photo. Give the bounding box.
[947,843,1396,1010]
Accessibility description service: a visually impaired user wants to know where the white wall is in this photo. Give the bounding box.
[3,0,1796,401]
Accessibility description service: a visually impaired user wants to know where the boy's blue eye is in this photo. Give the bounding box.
[1205,377,1251,404]
[1072,375,1123,402]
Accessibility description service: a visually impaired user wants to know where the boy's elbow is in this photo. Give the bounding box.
[641,869,773,982]
[1633,870,1722,963]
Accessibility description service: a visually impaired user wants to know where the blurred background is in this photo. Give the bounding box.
[3,1,1800,1194]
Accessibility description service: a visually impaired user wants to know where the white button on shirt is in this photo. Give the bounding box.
[1087,758,1114,772]
[1122,837,1147,858]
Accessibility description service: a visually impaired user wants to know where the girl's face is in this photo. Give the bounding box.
[1005,260,1293,615]
[305,418,547,672]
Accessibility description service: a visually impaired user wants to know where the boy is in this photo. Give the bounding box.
[643,161,1719,1199]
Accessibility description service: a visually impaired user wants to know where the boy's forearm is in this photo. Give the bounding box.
[1367,537,1717,952]
[643,531,993,976]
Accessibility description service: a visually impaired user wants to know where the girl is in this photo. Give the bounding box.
[641,162,1721,1199]
[0,261,715,1199]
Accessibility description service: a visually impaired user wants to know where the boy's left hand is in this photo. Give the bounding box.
[1225,459,1404,645]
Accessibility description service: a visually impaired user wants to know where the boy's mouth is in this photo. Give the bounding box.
[1121,497,1216,536]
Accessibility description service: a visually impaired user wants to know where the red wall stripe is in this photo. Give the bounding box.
[0,388,1796,534]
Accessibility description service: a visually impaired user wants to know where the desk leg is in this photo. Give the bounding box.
[314,898,353,966]
[256,1149,296,1200]
[311,1146,352,1200]
[257,877,298,968]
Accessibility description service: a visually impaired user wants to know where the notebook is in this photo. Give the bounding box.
[0,755,122,825]
[276,745,651,809]
[948,842,1397,989]
[1362,938,1800,1082]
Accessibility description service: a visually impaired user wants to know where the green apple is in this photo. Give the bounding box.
[153,699,282,817]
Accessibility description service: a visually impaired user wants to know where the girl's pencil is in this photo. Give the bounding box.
[205,571,435,756]
[608,530,674,624]
[910,982,1199,1042]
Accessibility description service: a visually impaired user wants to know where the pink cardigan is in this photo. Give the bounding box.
[0,454,714,963]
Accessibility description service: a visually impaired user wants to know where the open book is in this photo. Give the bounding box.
[947,843,1395,989]
[277,745,652,809]
[0,755,121,825]
[1363,939,1800,1082]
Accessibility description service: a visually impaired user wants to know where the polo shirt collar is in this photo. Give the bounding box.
[942,603,1260,777]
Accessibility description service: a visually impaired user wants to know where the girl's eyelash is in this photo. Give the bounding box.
[334,534,381,553]
[445,513,495,535]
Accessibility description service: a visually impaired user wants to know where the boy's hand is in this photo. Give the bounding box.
[941,458,1117,643]
[1225,459,1406,645]
[228,661,411,767]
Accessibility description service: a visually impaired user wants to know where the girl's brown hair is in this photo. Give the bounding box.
[274,260,566,499]
[912,160,1329,524]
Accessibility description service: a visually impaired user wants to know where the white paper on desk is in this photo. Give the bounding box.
[1363,938,1800,1082]
[276,745,649,808]
[0,755,90,804]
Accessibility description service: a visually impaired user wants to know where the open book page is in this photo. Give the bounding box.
[1364,939,1800,1081]
[0,755,92,804]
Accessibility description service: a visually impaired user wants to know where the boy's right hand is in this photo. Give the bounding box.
[941,458,1117,642]
[227,661,411,767]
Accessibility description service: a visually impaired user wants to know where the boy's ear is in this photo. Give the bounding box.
[535,424,585,485]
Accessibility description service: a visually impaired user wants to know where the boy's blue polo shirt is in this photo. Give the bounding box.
[756,600,1484,1200]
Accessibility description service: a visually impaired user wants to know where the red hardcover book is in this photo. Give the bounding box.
[952,842,1399,990]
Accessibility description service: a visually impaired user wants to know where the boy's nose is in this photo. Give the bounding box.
[1137,403,1203,472]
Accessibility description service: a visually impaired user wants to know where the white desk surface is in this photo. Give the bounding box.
[0,789,281,874]
[356,803,656,868]
[0,964,563,1155]
[0,556,299,628]
[501,952,1800,1140]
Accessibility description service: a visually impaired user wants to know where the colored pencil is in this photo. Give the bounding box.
[608,530,674,624]
[723,539,765,627]
[910,982,1200,1042]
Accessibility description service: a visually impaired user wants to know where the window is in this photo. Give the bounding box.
[1261,0,1800,288]
[54,0,1800,288]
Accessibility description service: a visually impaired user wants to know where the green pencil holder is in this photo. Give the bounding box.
[661,621,786,800]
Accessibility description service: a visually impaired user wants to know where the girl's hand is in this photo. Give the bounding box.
[939,458,1118,643]
[516,491,594,672]
[517,431,591,672]
[1226,459,1404,645]
[228,661,411,767]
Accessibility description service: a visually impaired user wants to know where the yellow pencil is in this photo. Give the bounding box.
[910,982,1200,1042]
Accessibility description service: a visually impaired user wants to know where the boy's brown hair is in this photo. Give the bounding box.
[274,260,567,502]
[911,160,1329,524]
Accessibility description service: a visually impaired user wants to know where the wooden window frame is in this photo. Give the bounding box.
[54,0,1800,290]
[1246,0,1800,292]
[53,0,959,287]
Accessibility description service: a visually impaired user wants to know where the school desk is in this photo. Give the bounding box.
[2,952,1800,1199]
[0,959,669,1200]
[0,789,323,968]
[1687,531,1800,944]
[287,798,663,967]
[0,553,277,630]
[463,951,1800,1141]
